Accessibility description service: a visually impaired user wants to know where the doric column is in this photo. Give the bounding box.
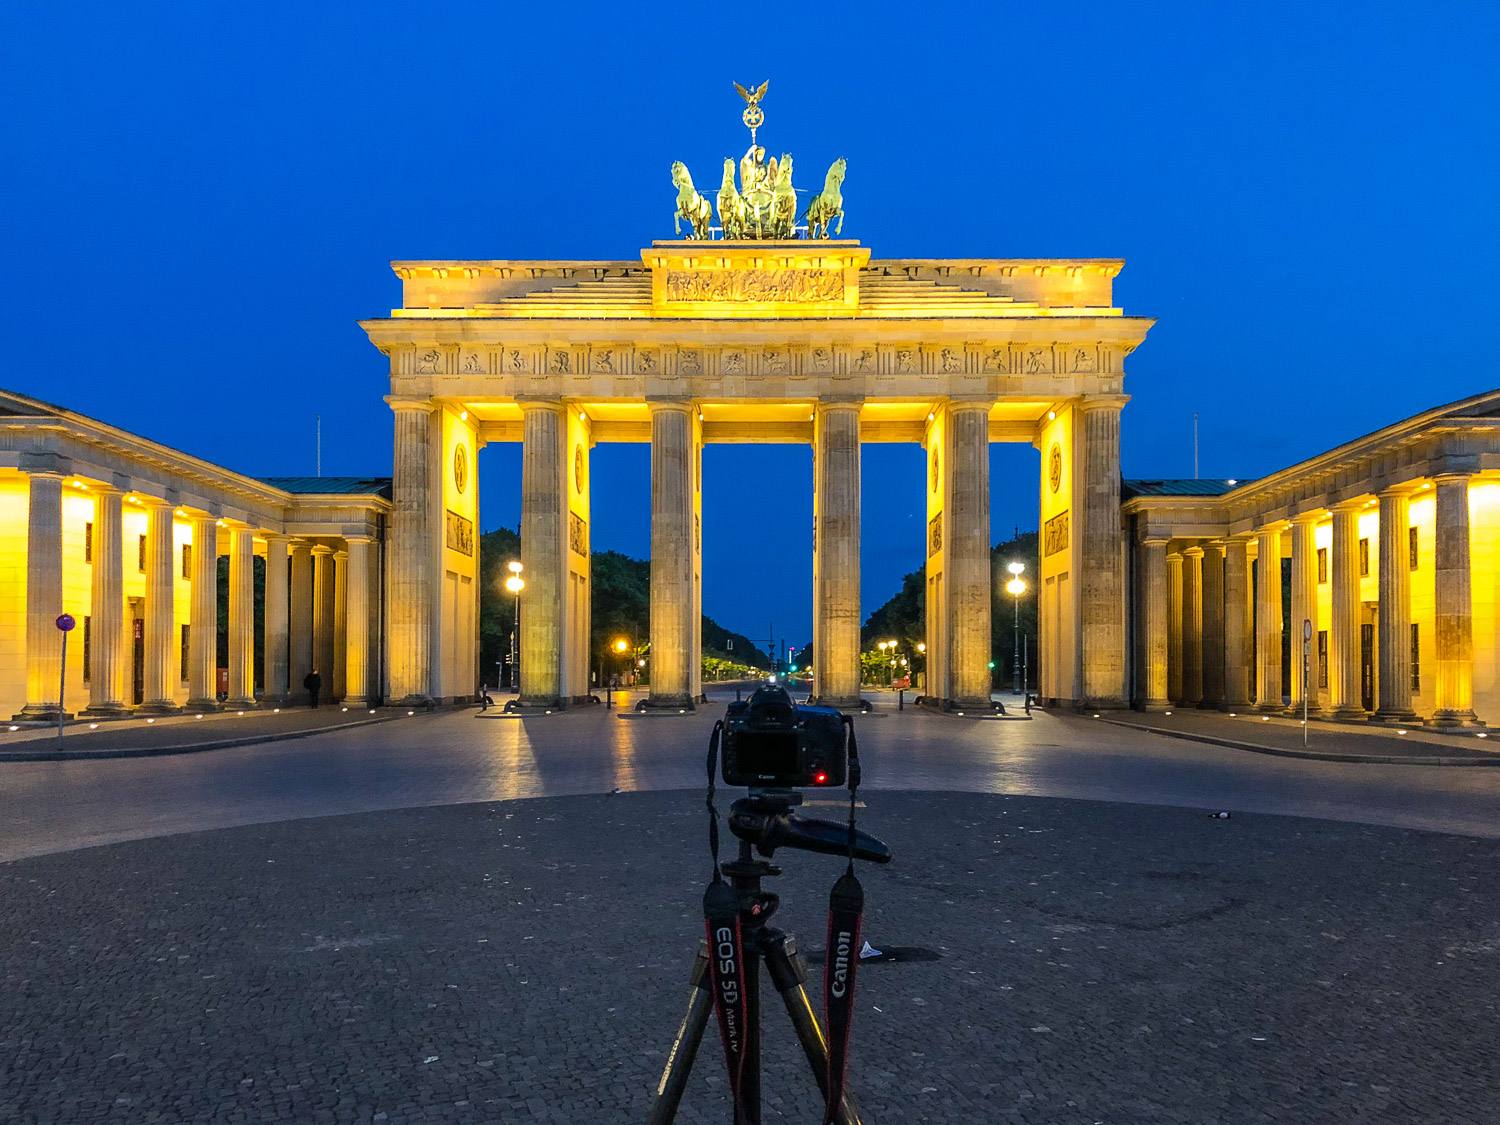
[139,498,180,714]
[1078,397,1127,707]
[332,547,349,701]
[947,402,993,709]
[1200,542,1226,707]
[1166,550,1183,704]
[289,541,313,696]
[84,485,128,715]
[812,401,863,708]
[648,401,699,708]
[1329,501,1365,719]
[1376,487,1418,722]
[1287,513,1320,715]
[1221,537,1253,709]
[185,516,220,711]
[262,535,290,703]
[15,471,68,720]
[1430,474,1482,727]
[387,398,435,705]
[1254,525,1283,711]
[1181,546,1204,705]
[312,544,336,690]
[343,536,373,706]
[226,527,257,708]
[1139,537,1170,710]
[518,400,566,706]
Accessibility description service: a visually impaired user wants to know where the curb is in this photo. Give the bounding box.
[0,714,404,762]
[1098,717,1500,766]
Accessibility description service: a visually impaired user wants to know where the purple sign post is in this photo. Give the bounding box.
[55,613,75,745]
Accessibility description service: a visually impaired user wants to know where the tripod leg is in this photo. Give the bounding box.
[647,943,714,1125]
[762,936,866,1125]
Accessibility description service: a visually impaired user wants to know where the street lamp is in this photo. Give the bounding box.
[1006,561,1027,695]
[505,561,524,691]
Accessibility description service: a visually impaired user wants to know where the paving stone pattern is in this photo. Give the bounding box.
[2,791,1497,1123]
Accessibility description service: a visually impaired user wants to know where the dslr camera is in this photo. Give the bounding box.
[721,685,848,789]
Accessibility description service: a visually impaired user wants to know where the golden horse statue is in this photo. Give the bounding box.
[771,154,797,238]
[717,158,746,240]
[804,157,847,239]
[670,161,713,239]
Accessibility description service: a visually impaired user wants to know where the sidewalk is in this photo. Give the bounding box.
[0,704,408,761]
[1102,707,1497,765]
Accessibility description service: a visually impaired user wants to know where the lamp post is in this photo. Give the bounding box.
[1006,561,1027,695]
[505,561,524,692]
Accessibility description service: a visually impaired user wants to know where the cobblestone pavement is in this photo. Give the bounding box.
[2,791,1497,1124]
[8,690,1500,862]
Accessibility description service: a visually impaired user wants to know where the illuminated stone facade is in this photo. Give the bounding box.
[0,389,389,721]
[1124,390,1500,727]
[360,241,1155,710]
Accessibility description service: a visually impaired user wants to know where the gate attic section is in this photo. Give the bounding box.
[360,241,1154,711]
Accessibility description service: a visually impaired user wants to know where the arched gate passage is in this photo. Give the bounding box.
[361,241,1153,711]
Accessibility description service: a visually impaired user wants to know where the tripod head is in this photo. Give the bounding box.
[728,788,893,864]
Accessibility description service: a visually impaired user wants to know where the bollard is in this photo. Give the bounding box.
[898,688,904,711]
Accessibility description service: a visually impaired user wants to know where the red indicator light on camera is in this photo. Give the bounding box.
[814,771,828,785]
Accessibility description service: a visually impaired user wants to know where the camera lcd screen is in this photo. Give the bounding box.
[736,731,800,777]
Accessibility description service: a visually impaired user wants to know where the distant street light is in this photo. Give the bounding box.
[505,561,524,690]
[1006,561,1027,694]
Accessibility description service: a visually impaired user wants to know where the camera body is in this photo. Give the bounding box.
[721,685,847,788]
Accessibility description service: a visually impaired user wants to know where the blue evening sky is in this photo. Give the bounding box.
[4,2,1496,647]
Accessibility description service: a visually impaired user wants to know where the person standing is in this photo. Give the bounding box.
[304,669,322,708]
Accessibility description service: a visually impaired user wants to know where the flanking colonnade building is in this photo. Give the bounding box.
[1124,389,1500,727]
[0,389,389,721]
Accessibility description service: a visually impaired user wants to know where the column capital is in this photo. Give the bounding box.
[334,548,349,561]
[261,532,290,544]
[515,396,565,411]
[945,398,994,414]
[1200,540,1226,556]
[1290,509,1323,525]
[385,395,436,414]
[815,396,865,410]
[1376,481,1422,499]
[1433,470,1476,485]
[311,543,334,557]
[1182,545,1204,559]
[645,398,694,413]
[1330,497,1367,513]
[1140,535,1171,547]
[343,533,376,545]
[1076,393,1130,414]
[23,468,67,481]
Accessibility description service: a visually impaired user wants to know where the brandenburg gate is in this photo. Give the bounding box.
[358,88,1154,713]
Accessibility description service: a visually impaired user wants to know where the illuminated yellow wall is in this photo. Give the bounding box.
[1471,482,1500,721]
[0,478,27,718]
[1409,493,1435,716]
[564,407,593,698]
[1034,406,1076,703]
[923,409,947,697]
[435,406,479,700]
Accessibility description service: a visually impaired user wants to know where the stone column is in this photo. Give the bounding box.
[262,535,290,703]
[1181,546,1204,705]
[1329,501,1365,719]
[648,402,698,708]
[520,401,565,707]
[1375,487,1418,722]
[1166,551,1183,704]
[812,402,863,708]
[1430,474,1482,727]
[139,499,179,715]
[388,398,435,705]
[333,547,349,701]
[289,541,313,697]
[1254,525,1283,712]
[15,471,68,720]
[84,486,128,715]
[226,528,257,708]
[312,545,336,691]
[185,516,220,711]
[1222,537,1253,710]
[1200,543,1226,708]
[343,536,373,706]
[1287,514,1320,715]
[1139,537,1170,710]
[947,403,994,709]
[1078,398,1127,707]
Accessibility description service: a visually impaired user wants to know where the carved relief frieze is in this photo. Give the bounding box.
[852,347,877,374]
[460,350,486,374]
[1069,346,1099,374]
[764,348,790,374]
[809,346,835,374]
[547,348,573,375]
[1023,346,1054,375]
[415,347,445,375]
[675,348,703,376]
[928,511,943,556]
[664,268,844,303]
[636,348,659,374]
[722,350,746,376]
[981,346,1010,374]
[894,348,918,375]
[939,347,965,374]
[590,348,616,374]
[568,511,588,557]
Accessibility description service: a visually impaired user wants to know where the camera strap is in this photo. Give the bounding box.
[703,720,749,1123]
[822,716,865,1125]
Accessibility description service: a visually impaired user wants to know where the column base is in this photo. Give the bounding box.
[808,695,864,712]
[640,694,695,712]
[185,698,222,713]
[391,694,434,710]
[261,694,293,707]
[1371,708,1420,725]
[1328,706,1369,722]
[1079,697,1129,711]
[510,695,562,712]
[12,706,74,722]
[1426,711,1487,730]
[1254,700,1285,713]
[1285,704,1327,720]
[224,698,259,711]
[80,701,131,719]
[1219,700,1252,713]
[1197,699,1224,710]
[342,696,374,710]
[135,701,182,717]
[1137,699,1172,712]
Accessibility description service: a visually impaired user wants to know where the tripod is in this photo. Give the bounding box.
[647,835,864,1125]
